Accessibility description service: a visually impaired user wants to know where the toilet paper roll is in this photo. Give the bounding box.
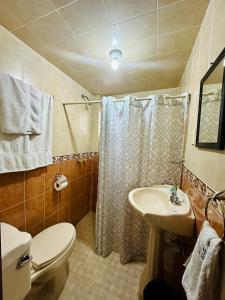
[54,175,68,191]
[54,181,68,191]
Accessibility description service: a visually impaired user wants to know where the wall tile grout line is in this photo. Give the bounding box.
[0,201,25,214]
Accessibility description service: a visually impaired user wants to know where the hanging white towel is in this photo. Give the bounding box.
[0,93,53,173]
[0,73,42,135]
[182,221,222,300]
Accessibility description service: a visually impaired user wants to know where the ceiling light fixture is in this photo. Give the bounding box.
[109,49,122,70]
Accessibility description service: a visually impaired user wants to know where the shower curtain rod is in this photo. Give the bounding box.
[63,93,190,106]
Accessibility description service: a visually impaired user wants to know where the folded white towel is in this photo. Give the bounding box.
[0,93,53,173]
[0,73,42,135]
[182,221,222,300]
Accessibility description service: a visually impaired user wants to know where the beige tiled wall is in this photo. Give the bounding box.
[114,87,181,99]
[179,0,225,191]
[91,98,101,153]
[0,24,94,156]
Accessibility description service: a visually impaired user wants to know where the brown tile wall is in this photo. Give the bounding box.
[181,168,224,238]
[0,152,99,236]
[90,155,99,212]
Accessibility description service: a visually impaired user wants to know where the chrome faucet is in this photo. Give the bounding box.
[162,178,177,187]
[162,178,181,205]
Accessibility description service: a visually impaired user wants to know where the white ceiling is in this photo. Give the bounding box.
[0,0,209,95]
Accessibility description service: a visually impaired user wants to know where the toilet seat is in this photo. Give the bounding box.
[31,223,76,271]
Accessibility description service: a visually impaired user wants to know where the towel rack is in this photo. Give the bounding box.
[205,190,225,241]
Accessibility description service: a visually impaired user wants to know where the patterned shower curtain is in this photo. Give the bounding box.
[96,95,189,264]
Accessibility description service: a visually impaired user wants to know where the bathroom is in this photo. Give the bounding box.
[0,0,225,299]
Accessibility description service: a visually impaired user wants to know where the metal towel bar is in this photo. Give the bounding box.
[205,190,225,241]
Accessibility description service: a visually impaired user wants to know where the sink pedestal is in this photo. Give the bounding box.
[139,226,164,299]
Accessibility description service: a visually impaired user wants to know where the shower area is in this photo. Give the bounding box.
[64,90,190,266]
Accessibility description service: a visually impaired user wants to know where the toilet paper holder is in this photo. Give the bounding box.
[54,174,68,192]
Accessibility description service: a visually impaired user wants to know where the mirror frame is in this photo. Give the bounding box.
[196,47,225,150]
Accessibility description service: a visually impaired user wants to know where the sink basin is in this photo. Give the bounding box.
[129,185,195,237]
[129,185,195,299]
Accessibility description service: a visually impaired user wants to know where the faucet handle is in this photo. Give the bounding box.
[170,186,177,193]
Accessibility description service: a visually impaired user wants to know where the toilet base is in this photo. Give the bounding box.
[25,261,69,300]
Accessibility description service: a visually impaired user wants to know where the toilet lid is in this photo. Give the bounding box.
[31,222,76,270]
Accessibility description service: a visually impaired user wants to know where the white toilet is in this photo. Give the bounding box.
[1,222,76,300]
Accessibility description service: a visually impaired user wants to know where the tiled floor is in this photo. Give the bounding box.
[58,212,145,300]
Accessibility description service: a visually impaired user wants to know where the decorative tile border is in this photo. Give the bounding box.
[182,167,224,237]
[183,166,214,199]
[52,152,98,163]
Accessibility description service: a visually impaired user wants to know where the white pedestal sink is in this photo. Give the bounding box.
[128,185,195,299]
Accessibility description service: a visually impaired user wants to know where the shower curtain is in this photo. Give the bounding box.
[96,95,189,264]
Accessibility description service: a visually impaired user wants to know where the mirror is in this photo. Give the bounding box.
[196,47,225,149]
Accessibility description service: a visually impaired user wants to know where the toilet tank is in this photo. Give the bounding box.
[1,223,32,300]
